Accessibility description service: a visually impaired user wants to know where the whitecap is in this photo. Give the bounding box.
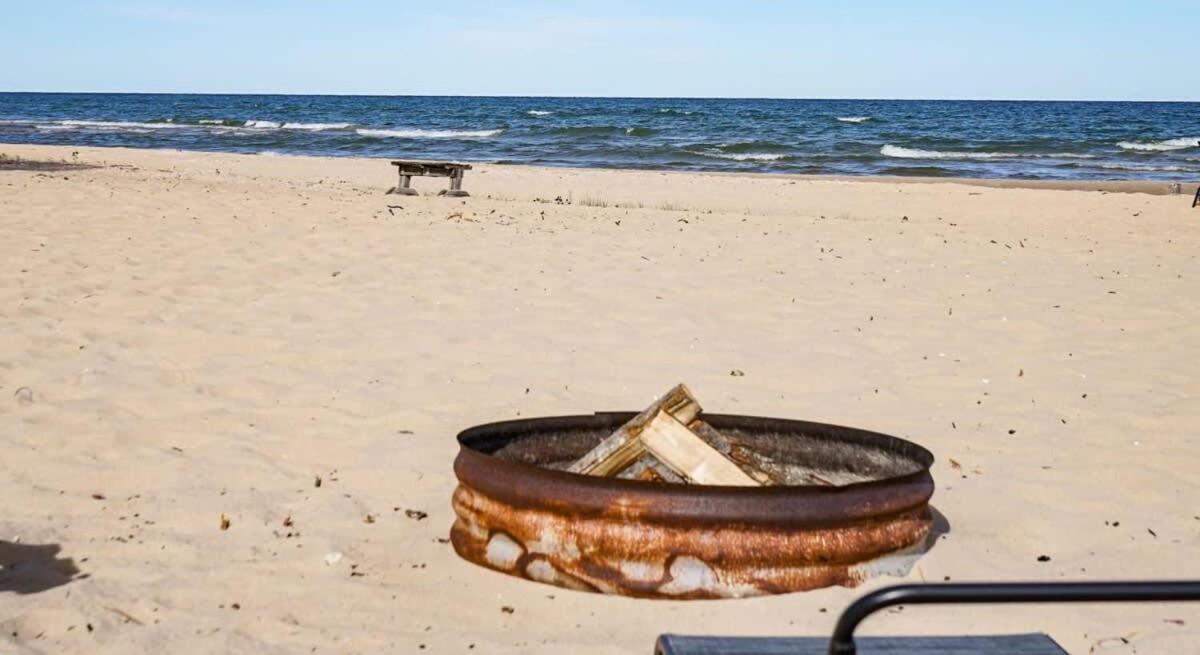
[355,127,504,139]
[282,122,352,131]
[837,116,871,124]
[58,119,186,130]
[1116,137,1200,152]
[881,145,1020,160]
[243,120,282,129]
[1088,162,1197,172]
[198,119,228,125]
[687,149,788,162]
[526,110,553,116]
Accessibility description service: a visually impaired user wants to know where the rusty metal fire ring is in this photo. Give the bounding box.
[451,412,935,600]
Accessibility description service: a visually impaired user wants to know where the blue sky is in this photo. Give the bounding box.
[4,1,1198,100]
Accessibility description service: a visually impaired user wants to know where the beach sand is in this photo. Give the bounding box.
[1,144,1198,654]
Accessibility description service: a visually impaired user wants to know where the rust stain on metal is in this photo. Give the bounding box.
[450,412,935,599]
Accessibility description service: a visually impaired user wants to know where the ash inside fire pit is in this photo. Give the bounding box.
[451,412,935,599]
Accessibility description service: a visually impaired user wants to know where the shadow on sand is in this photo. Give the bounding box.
[0,541,84,594]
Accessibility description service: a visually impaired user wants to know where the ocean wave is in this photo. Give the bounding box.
[1087,161,1198,172]
[58,119,187,130]
[282,122,352,131]
[551,126,628,136]
[355,127,504,139]
[687,149,788,162]
[881,145,1021,160]
[526,110,553,116]
[836,116,871,124]
[243,120,282,129]
[1116,137,1200,152]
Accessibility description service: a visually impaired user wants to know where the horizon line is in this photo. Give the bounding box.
[1,90,1198,103]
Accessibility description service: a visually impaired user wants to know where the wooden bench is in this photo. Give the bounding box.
[387,160,471,197]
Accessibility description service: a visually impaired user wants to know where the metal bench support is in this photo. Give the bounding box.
[387,160,472,197]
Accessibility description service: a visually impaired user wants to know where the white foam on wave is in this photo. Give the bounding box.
[688,149,787,162]
[526,110,553,116]
[881,145,1020,160]
[198,119,226,125]
[837,116,871,123]
[282,122,352,131]
[1089,161,1198,172]
[57,119,186,130]
[243,120,282,129]
[1116,137,1200,152]
[355,127,504,139]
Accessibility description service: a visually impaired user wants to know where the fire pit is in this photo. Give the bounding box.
[450,412,934,599]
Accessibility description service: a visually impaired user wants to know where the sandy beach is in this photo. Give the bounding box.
[2,144,1198,654]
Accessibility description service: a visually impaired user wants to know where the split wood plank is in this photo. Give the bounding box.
[689,420,777,486]
[620,454,686,483]
[567,384,701,476]
[640,410,759,486]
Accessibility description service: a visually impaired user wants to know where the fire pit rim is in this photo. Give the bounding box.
[451,411,937,598]
[456,411,935,496]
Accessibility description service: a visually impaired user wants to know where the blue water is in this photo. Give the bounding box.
[1,93,1198,180]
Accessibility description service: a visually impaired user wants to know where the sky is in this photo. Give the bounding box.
[3,1,1198,100]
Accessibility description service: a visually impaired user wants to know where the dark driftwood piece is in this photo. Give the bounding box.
[387,160,472,197]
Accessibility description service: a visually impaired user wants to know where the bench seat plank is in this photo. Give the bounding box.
[655,633,1067,655]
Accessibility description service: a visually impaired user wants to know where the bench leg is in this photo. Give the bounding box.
[1193,186,1199,208]
[441,170,469,197]
[387,173,418,196]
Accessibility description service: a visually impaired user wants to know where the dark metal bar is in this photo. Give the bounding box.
[828,581,1200,655]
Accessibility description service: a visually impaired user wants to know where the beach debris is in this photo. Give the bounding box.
[363,514,376,524]
[500,605,515,614]
[405,509,428,521]
[314,475,322,488]
[1036,555,1051,562]
[103,606,144,626]
[13,386,34,405]
[729,369,745,377]
[219,514,231,531]
[567,384,776,486]
[324,552,343,566]
[91,493,106,500]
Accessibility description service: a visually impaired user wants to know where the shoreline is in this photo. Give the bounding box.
[3,142,1197,196]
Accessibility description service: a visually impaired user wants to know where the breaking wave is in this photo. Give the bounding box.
[281,122,352,131]
[688,149,789,162]
[837,116,871,123]
[881,145,1097,160]
[1116,137,1200,152]
[526,110,553,116]
[355,127,504,139]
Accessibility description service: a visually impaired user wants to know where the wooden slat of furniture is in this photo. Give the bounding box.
[655,633,1068,655]
[388,160,472,197]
